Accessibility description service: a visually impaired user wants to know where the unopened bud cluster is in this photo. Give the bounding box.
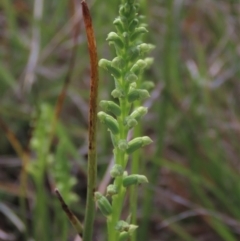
[96,0,154,240]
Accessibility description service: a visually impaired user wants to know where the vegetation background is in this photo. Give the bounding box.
[0,0,240,241]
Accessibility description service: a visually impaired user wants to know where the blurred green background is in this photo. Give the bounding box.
[1,0,240,241]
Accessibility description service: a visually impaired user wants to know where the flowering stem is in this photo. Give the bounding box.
[97,1,154,241]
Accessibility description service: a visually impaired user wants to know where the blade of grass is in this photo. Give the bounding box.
[0,117,29,239]
[81,1,99,241]
[23,0,44,91]
[55,189,83,237]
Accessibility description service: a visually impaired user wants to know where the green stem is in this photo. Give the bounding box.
[34,176,51,241]
[130,117,141,241]
[107,93,130,241]
[83,150,97,241]
[108,181,126,241]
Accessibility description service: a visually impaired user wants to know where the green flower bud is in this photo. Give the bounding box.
[128,7,137,19]
[118,139,128,151]
[124,72,138,83]
[127,46,140,61]
[125,117,138,129]
[110,164,124,177]
[129,82,137,89]
[126,214,132,223]
[119,5,125,17]
[98,112,119,135]
[112,56,124,69]
[128,44,155,61]
[111,89,123,99]
[95,192,112,217]
[137,43,155,55]
[130,59,147,74]
[123,174,148,187]
[106,32,124,49]
[109,66,121,79]
[119,14,127,24]
[144,57,154,68]
[128,224,138,234]
[129,18,139,32]
[98,58,111,69]
[140,81,155,91]
[113,17,124,32]
[122,175,137,187]
[136,175,148,183]
[120,4,136,19]
[130,107,148,121]
[117,223,138,241]
[130,27,148,42]
[123,171,128,177]
[100,100,121,116]
[116,220,129,232]
[107,184,118,196]
[99,59,121,78]
[127,89,150,103]
[122,32,129,41]
[126,136,152,154]
[119,231,129,241]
